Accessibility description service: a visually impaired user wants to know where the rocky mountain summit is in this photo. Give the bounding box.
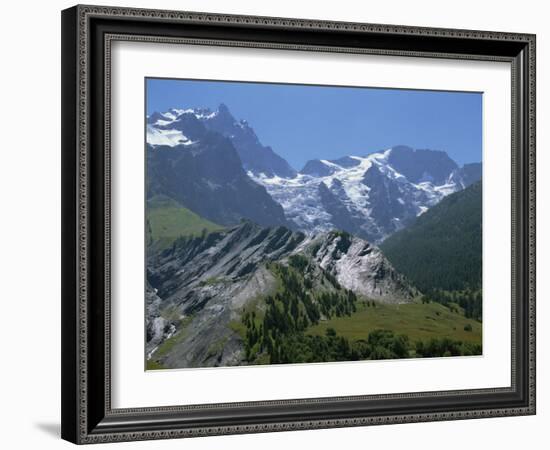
[147,104,296,178]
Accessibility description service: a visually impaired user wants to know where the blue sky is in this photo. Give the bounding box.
[146,78,482,169]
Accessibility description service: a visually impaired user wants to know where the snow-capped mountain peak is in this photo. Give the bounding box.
[147,104,481,243]
[147,107,219,128]
[251,146,480,242]
[147,104,296,178]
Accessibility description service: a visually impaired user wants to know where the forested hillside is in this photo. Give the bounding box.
[380,181,482,292]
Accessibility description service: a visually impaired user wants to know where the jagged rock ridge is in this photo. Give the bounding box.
[146,222,416,368]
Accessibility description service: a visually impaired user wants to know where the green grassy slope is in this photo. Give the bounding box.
[308,301,481,344]
[147,196,223,249]
[380,181,482,292]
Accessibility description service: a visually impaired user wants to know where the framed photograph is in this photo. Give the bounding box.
[61,5,536,444]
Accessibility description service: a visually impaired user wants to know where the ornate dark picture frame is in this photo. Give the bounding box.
[61,4,536,444]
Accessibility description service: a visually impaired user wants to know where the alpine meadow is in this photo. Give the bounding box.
[145,79,483,370]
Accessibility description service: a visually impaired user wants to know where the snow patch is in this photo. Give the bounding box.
[147,125,195,147]
[417,206,428,216]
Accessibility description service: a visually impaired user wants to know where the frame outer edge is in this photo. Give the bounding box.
[527,33,536,415]
[76,3,534,41]
[61,5,80,445]
[66,4,537,444]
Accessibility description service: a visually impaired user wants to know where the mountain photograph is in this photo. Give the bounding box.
[145,79,483,370]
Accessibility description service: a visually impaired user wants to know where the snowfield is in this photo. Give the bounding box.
[250,148,460,241]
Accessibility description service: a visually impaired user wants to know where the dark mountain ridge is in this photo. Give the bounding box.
[146,130,288,228]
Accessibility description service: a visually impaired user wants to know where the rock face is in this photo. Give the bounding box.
[447,162,482,189]
[308,231,416,302]
[386,145,459,184]
[146,135,288,228]
[202,103,297,178]
[145,283,169,358]
[146,222,416,368]
[147,223,305,368]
